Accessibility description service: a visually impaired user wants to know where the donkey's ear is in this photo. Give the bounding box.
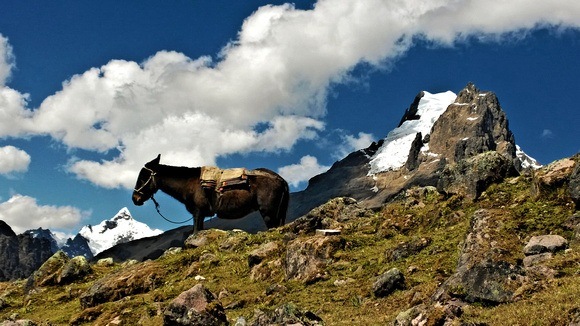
[146,154,161,167]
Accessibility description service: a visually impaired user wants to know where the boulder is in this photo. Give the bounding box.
[385,237,431,262]
[437,151,518,199]
[249,303,323,326]
[372,268,405,297]
[30,251,69,287]
[247,241,280,268]
[285,235,344,284]
[163,284,227,326]
[79,261,166,309]
[523,235,568,256]
[58,256,92,284]
[438,209,525,304]
[184,229,228,249]
[532,158,576,197]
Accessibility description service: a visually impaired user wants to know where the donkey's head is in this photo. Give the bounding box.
[132,154,161,206]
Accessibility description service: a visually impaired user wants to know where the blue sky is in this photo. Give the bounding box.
[0,1,579,236]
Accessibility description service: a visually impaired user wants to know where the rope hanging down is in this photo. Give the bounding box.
[150,195,194,224]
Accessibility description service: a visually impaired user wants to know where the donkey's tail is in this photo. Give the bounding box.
[276,180,290,227]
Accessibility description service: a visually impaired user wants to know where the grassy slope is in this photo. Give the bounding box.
[0,173,577,325]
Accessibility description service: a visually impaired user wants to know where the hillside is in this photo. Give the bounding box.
[0,155,578,325]
[1,83,579,325]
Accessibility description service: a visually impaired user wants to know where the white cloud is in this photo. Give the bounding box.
[540,129,554,139]
[278,155,330,188]
[0,194,89,234]
[334,132,375,159]
[0,34,14,85]
[1,2,579,188]
[0,145,31,176]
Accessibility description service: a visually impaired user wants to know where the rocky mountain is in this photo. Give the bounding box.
[0,207,161,280]
[207,83,541,232]
[0,223,54,281]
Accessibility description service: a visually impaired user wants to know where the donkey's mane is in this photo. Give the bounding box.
[157,164,201,178]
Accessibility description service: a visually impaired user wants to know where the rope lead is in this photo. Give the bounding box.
[150,195,194,224]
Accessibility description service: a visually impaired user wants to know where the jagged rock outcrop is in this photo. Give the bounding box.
[532,157,577,198]
[0,222,54,281]
[436,209,525,304]
[437,151,518,199]
[60,234,93,260]
[428,82,516,164]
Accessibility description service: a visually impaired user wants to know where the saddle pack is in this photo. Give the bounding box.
[200,166,249,193]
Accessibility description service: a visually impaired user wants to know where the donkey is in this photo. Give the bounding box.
[132,155,289,232]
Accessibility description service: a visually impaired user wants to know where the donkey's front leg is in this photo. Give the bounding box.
[193,210,204,233]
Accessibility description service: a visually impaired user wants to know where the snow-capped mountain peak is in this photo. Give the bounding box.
[368,89,541,175]
[79,207,163,255]
[369,91,456,175]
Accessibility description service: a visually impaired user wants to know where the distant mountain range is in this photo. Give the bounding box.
[0,208,162,281]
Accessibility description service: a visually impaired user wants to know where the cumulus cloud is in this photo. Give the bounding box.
[0,145,31,176]
[0,194,89,234]
[1,2,579,188]
[278,155,330,188]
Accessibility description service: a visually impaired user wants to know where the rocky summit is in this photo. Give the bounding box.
[0,83,579,325]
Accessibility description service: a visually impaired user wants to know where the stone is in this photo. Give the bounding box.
[249,303,323,326]
[79,261,165,309]
[58,255,92,284]
[315,229,341,236]
[163,284,228,326]
[523,253,553,268]
[532,158,576,197]
[385,237,431,262]
[523,235,568,256]
[438,209,525,304]
[372,268,405,297]
[247,241,280,268]
[184,229,228,249]
[285,235,344,284]
[96,258,114,267]
[283,197,373,235]
[31,251,69,287]
[0,320,38,326]
[437,151,518,200]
